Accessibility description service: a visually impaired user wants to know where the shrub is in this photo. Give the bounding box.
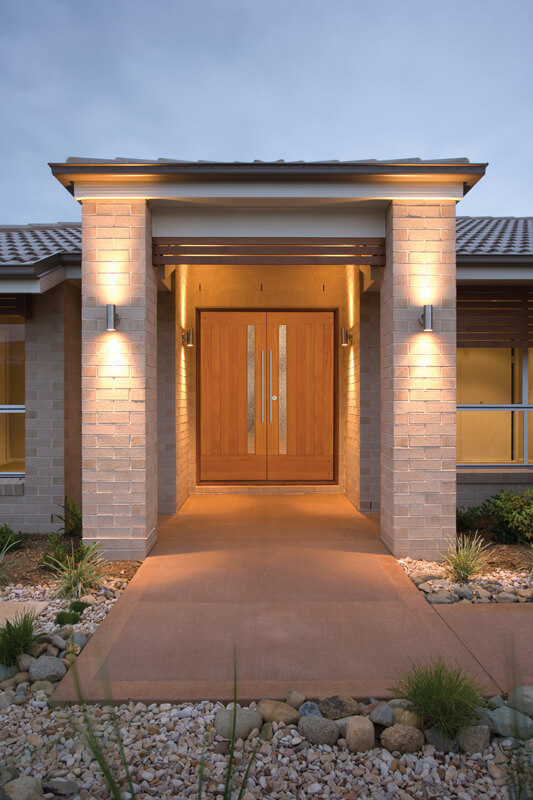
[0,523,24,551]
[69,600,91,614]
[482,490,533,544]
[40,531,87,570]
[442,532,490,583]
[54,610,82,626]
[47,543,107,599]
[390,657,485,739]
[0,611,44,666]
[456,505,483,534]
[56,497,83,539]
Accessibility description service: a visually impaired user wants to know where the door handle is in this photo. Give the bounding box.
[261,350,264,424]
[269,350,273,423]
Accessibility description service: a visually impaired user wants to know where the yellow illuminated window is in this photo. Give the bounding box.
[0,317,25,474]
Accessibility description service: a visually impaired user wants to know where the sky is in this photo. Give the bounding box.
[0,0,531,224]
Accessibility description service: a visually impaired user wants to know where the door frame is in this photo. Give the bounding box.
[195,307,339,486]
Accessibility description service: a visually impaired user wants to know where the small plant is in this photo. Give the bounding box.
[390,657,485,739]
[55,610,81,626]
[47,543,107,599]
[70,600,91,614]
[0,522,24,551]
[482,490,533,544]
[0,537,18,586]
[40,531,87,570]
[55,497,83,539]
[456,505,483,533]
[0,611,45,666]
[442,532,490,583]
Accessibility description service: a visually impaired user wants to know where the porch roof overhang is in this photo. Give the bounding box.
[49,157,487,202]
[0,252,81,293]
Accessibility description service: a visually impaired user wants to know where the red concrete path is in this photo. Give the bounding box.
[54,495,529,704]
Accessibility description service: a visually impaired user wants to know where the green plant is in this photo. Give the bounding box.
[55,497,83,538]
[54,610,81,626]
[390,657,485,739]
[442,532,490,583]
[456,505,483,533]
[0,537,18,586]
[69,600,91,614]
[40,531,87,570]
[0,611,45,666]
[0,522,24,551]
[47,543,107,599]
[482,490,533,544]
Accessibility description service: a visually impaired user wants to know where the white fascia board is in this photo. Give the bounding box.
[457,267,533,282]
[0,266,82,294]
[73,179,464,201]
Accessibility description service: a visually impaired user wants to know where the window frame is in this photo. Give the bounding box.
[0,318,26,477]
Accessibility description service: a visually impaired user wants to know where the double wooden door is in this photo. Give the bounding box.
[199,310,334,482]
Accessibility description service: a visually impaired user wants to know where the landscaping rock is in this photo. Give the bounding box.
[333,716,352,737]
[13,673,29,685]
[381,724,425,754]
[457,724,491,754]
[28,657,66,684]
[214,708,262,740]
[0,768,17,788]
[427,590,456,604]
[393,708,423,729]
[370,702,395,727]
[455,586,474,600]
[72,633,89,649]
[0,665,17,681]
[424,728,458,753]
[488,695,506,710]
[345,716,375,753]
[286,690,306,710]
[318,695,359,720]
[388,699,409,710]
[50,635,66,651]
[26,643,47,658]
[30,681,54,696]
[298,701,322,718]
[258,699,300,724]
[410,571,439,585]
[41,778,78,796]
[495,592,519,603]
[487,707,533,738]
[3,776,44,800]
[16,655,34,673]
[298,716,339,746]
[507,686,533,719]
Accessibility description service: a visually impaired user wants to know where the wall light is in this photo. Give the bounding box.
[341,327,353,347]
[106,304,120,331]
[419,304,433,332]
[182,327,194,347]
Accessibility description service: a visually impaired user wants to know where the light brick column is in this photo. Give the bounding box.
[81,200,157,560]
[380,200,456,559]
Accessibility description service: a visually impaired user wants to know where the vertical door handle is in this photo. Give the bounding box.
[261,350,264,424]
[269,350,273,423]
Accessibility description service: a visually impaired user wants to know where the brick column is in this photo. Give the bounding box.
[81,200,157,560]
[380,200,456,559]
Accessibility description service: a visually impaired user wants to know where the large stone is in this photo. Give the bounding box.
[456,725,491,754]
[318,695,359,720]
[3,776,44,800]
[488,695,506,710]
[298,716,339,746]
[50,635,67,651]
[30,681,54,696]
[299,701,323,718]
[508,687,533,719]
[487,707,533,739]
[16,655,35,673]
[369,702,395,727]
[28,656,66,684]
[424,728,458,753]
[345,716,375,753]
[214,708,262,741]
[427,590,456,604]
[258,699,300,725]
[286,690,306,710]
[496,592,519,603]
[41,778,78,796]
[381,724,425,754]
[393,708,423,730]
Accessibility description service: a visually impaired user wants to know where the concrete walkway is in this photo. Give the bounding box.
[54,495,531,704]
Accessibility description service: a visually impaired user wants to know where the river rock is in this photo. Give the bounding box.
[318,695,359,720]
[42,777,78,796]
[258,699,300,724]
[488,695,506,710]
[456,724,491,754]
[345,716,375,753]
[424,728,458,753]
[369,702,395,727]
[488,706,533,738]
[299,701,323,718]
[427,590,456,604]
[3,776,44,800]
[214,708,262,740]
[496,592,519,603]
[507,686,533,719]
[381,724,425,754]
[16,655,35,673]
[28,656,66,684]
[0,665,17,681]
[50,634,67,651]
[393,708,423,729]
[30,681,54,695]
[298,716,339,746]
[286,690,306,710]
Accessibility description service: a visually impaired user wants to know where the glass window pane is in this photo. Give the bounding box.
[0,412,25,473]
[0,321,25,405]
[457,348,521,404]
[457,410,523,464]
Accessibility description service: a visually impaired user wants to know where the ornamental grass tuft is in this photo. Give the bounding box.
[0,611,44,666]
[442,532,489,583]
[390,657,485,739]
[47,542,108,599]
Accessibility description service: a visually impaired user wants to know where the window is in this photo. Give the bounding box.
[457,347,533,466]
[0,316,25,475]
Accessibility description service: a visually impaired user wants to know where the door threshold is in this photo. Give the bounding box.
[194,484,342,494]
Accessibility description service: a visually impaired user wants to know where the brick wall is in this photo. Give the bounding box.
[344,265,360,510]
[360,291,381,511]
[381,200,456,559]
[81,200,157,560]
[157,292,176,513]
[64,283,82,506]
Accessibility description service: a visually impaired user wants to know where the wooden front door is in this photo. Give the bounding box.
[200,310,334,482]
